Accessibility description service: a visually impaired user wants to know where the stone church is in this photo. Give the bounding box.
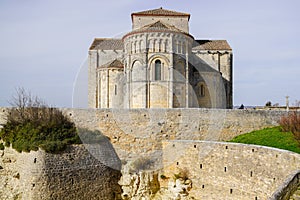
[88,8,233,109]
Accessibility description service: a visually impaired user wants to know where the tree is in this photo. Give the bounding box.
[265,101,272,107]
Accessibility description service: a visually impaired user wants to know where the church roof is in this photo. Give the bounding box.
[98,59,124,69]
[123,21,192,39]
[132,7,190,20]
[192,40,232,51]
[89,38,123,50]
[89,38,231,52]
[138,21,186,33]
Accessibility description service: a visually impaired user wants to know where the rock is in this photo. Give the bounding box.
[119,170,160,200]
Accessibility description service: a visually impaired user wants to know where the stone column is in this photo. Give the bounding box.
[145,35,150,108]
[185,42,189,108]
[169,35,174,108]
[127,56,131,109]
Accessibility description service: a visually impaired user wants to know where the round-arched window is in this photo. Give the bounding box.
[155,60,161,80]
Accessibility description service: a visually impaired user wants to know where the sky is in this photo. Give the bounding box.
[0,0,299,108]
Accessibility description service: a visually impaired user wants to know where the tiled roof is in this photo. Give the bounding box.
[148,21,169,30]
[132,7,190,20]
[99,59,124,69]
[123,21,192,38]
[89,38,231,51]
[141,21,185,32]
[192,40,232,51]
[89,38,123,50]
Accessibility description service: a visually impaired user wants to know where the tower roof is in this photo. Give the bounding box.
[131,7,190,20]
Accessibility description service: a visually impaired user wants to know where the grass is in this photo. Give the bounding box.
[229,126,300,154]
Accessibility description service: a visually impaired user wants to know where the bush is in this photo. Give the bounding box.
[279,112,300,141]
[265,101,272,107]
[0,143,4,150]
[174,168,189,181]
[129,157,154,173]
[0,88,81,153]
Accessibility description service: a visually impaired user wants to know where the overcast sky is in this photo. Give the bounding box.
[0,0,299,107]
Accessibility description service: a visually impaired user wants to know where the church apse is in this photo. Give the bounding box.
[88,8,233,109]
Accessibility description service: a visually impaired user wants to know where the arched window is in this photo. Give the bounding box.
[155,60,161,80]
[200,84,205,96]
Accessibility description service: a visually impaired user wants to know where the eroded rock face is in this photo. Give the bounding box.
[153,177,193,200]
[119,167,193,200]
[119,171,160,200]
[167,178,192,199]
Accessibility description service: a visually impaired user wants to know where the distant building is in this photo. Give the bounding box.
[88,8,233,109]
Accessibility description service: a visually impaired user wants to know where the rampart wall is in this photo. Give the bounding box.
[0,107,285,142]
[61,108,285,160]
[269,170,300,200]
[0,145,121,200]
[0,107,299,199]
[64,108,284,139]
[160,141,300,200]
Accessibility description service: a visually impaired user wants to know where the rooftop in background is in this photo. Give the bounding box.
[193,40,232,51]
[131,7,190,20]
[89,38,123,50]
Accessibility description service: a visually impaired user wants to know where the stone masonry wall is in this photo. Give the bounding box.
[60,108,285,161]
[0,107,290,165]
[159,141,300,200]
[0,145,121,200]
[269,170,300,200]
[70,108,284,140]
[0,107,297,199]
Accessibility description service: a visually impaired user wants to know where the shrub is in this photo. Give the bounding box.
[174,168,189,181]
[129,157,153,173]
[265,101,272,107]
[0,143,4,150]
[0,88,81,153]
[279,112,300,142]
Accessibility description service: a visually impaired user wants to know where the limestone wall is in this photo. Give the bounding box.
[159,141,300,200]
[269,170,300,200]
[0,108,286,161]
[0,145,121,200]
[0,146,44,199]
[0,107,7,128]
[53,108,285,171]
[64,108,283,139]
[0,108,299,199]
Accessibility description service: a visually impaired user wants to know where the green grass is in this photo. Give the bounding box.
[229,126,300,154]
